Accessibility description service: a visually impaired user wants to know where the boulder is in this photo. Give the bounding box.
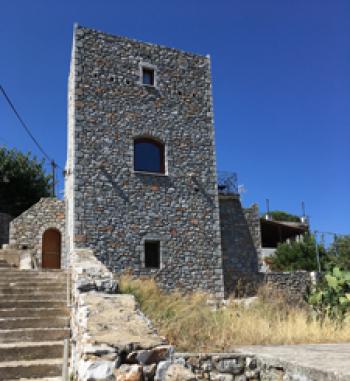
[210,373,234,381]
[143,363,157,380]
[155,362,197,381]
[127,345,173,365]
[78,359,115,381]
[214,358,244,375]
[114,364,143,381]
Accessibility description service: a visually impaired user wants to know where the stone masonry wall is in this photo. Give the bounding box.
[219,195,259,296]
[243,203,262,267]
[229,270,314,303]
[0,212,13,246]
[9,197,66,268]
[66,25,224,297]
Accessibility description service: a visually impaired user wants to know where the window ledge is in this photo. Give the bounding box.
[133,170,168,177]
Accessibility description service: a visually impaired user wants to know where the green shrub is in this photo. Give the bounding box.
[308,267,350,325]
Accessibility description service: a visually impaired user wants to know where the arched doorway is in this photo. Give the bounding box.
[42,229,61,269]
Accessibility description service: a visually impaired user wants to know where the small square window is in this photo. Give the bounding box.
[144,240,160,268]
[142,67,155,86]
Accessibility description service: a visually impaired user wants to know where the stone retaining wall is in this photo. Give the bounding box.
[70,248,178,381]
[229,271,316,303]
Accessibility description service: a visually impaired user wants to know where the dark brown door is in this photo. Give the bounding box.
[42,229,61,269]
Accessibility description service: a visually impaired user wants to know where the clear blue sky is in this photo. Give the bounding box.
[1,0,349,236]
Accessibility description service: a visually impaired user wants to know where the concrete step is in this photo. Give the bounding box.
[0,308,69,318]
[0,317,69,330]
[0,294,66,301]
[0,328,70,343]
[0,341,63,362]
[0,358,62,379]
[0,301,66,309]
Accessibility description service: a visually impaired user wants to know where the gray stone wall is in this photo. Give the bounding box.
[66,25,224,297]
[243,204,261,255]
[219,195,259,295]
[0,212,13,246]
[9,198,66,268]
[229,270,314,303]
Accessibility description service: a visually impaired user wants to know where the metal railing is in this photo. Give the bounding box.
[217,171,238,195]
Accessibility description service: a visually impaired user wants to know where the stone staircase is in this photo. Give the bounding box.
[0,260,70,380]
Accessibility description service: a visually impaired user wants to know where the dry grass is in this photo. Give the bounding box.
[119,275,350,352]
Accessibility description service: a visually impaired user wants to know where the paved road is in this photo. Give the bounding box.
[236,344,350,380]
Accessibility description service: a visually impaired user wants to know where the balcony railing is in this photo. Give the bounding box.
[217,171,238,195]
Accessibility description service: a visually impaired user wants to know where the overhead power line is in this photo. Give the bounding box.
[0,84,62,196]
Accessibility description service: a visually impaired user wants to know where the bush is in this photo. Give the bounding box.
[308,267,350,325]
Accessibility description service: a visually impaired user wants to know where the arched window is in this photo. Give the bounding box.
[134,138,165,174]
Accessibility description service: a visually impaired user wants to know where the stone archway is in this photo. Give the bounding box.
[42,228,61,269]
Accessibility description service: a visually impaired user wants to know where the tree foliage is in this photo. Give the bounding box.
[0,147,51,217]
[327,236,350,271]
[268,234,328,272]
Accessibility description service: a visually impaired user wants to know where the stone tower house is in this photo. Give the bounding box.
[66,25,224,297]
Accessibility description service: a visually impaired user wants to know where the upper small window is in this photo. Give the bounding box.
[142,67,155,86]
[134,138,165,174]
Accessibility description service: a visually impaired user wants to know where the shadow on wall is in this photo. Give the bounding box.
[0,212,13,246]
[219,194,259,296]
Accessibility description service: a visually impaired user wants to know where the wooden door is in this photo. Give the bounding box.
[42,229,61,269]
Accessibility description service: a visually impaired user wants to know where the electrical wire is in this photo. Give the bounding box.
[0,84,63,169]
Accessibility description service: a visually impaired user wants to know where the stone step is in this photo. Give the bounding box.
[4,378,61,381]
[0,274,66,280]
[0,268,67,274]
[0,281,66,287]
[0,260,12,269]
[0,301,67,309]
[0,308,69,318]
[0,328,70,343]
[0,341,63,362]
[0,275,67,280]
[0,317,69,330]
[0,358,62,379]
[0,287,66,294]
[0,275,66,280]
[0,294,66,301]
